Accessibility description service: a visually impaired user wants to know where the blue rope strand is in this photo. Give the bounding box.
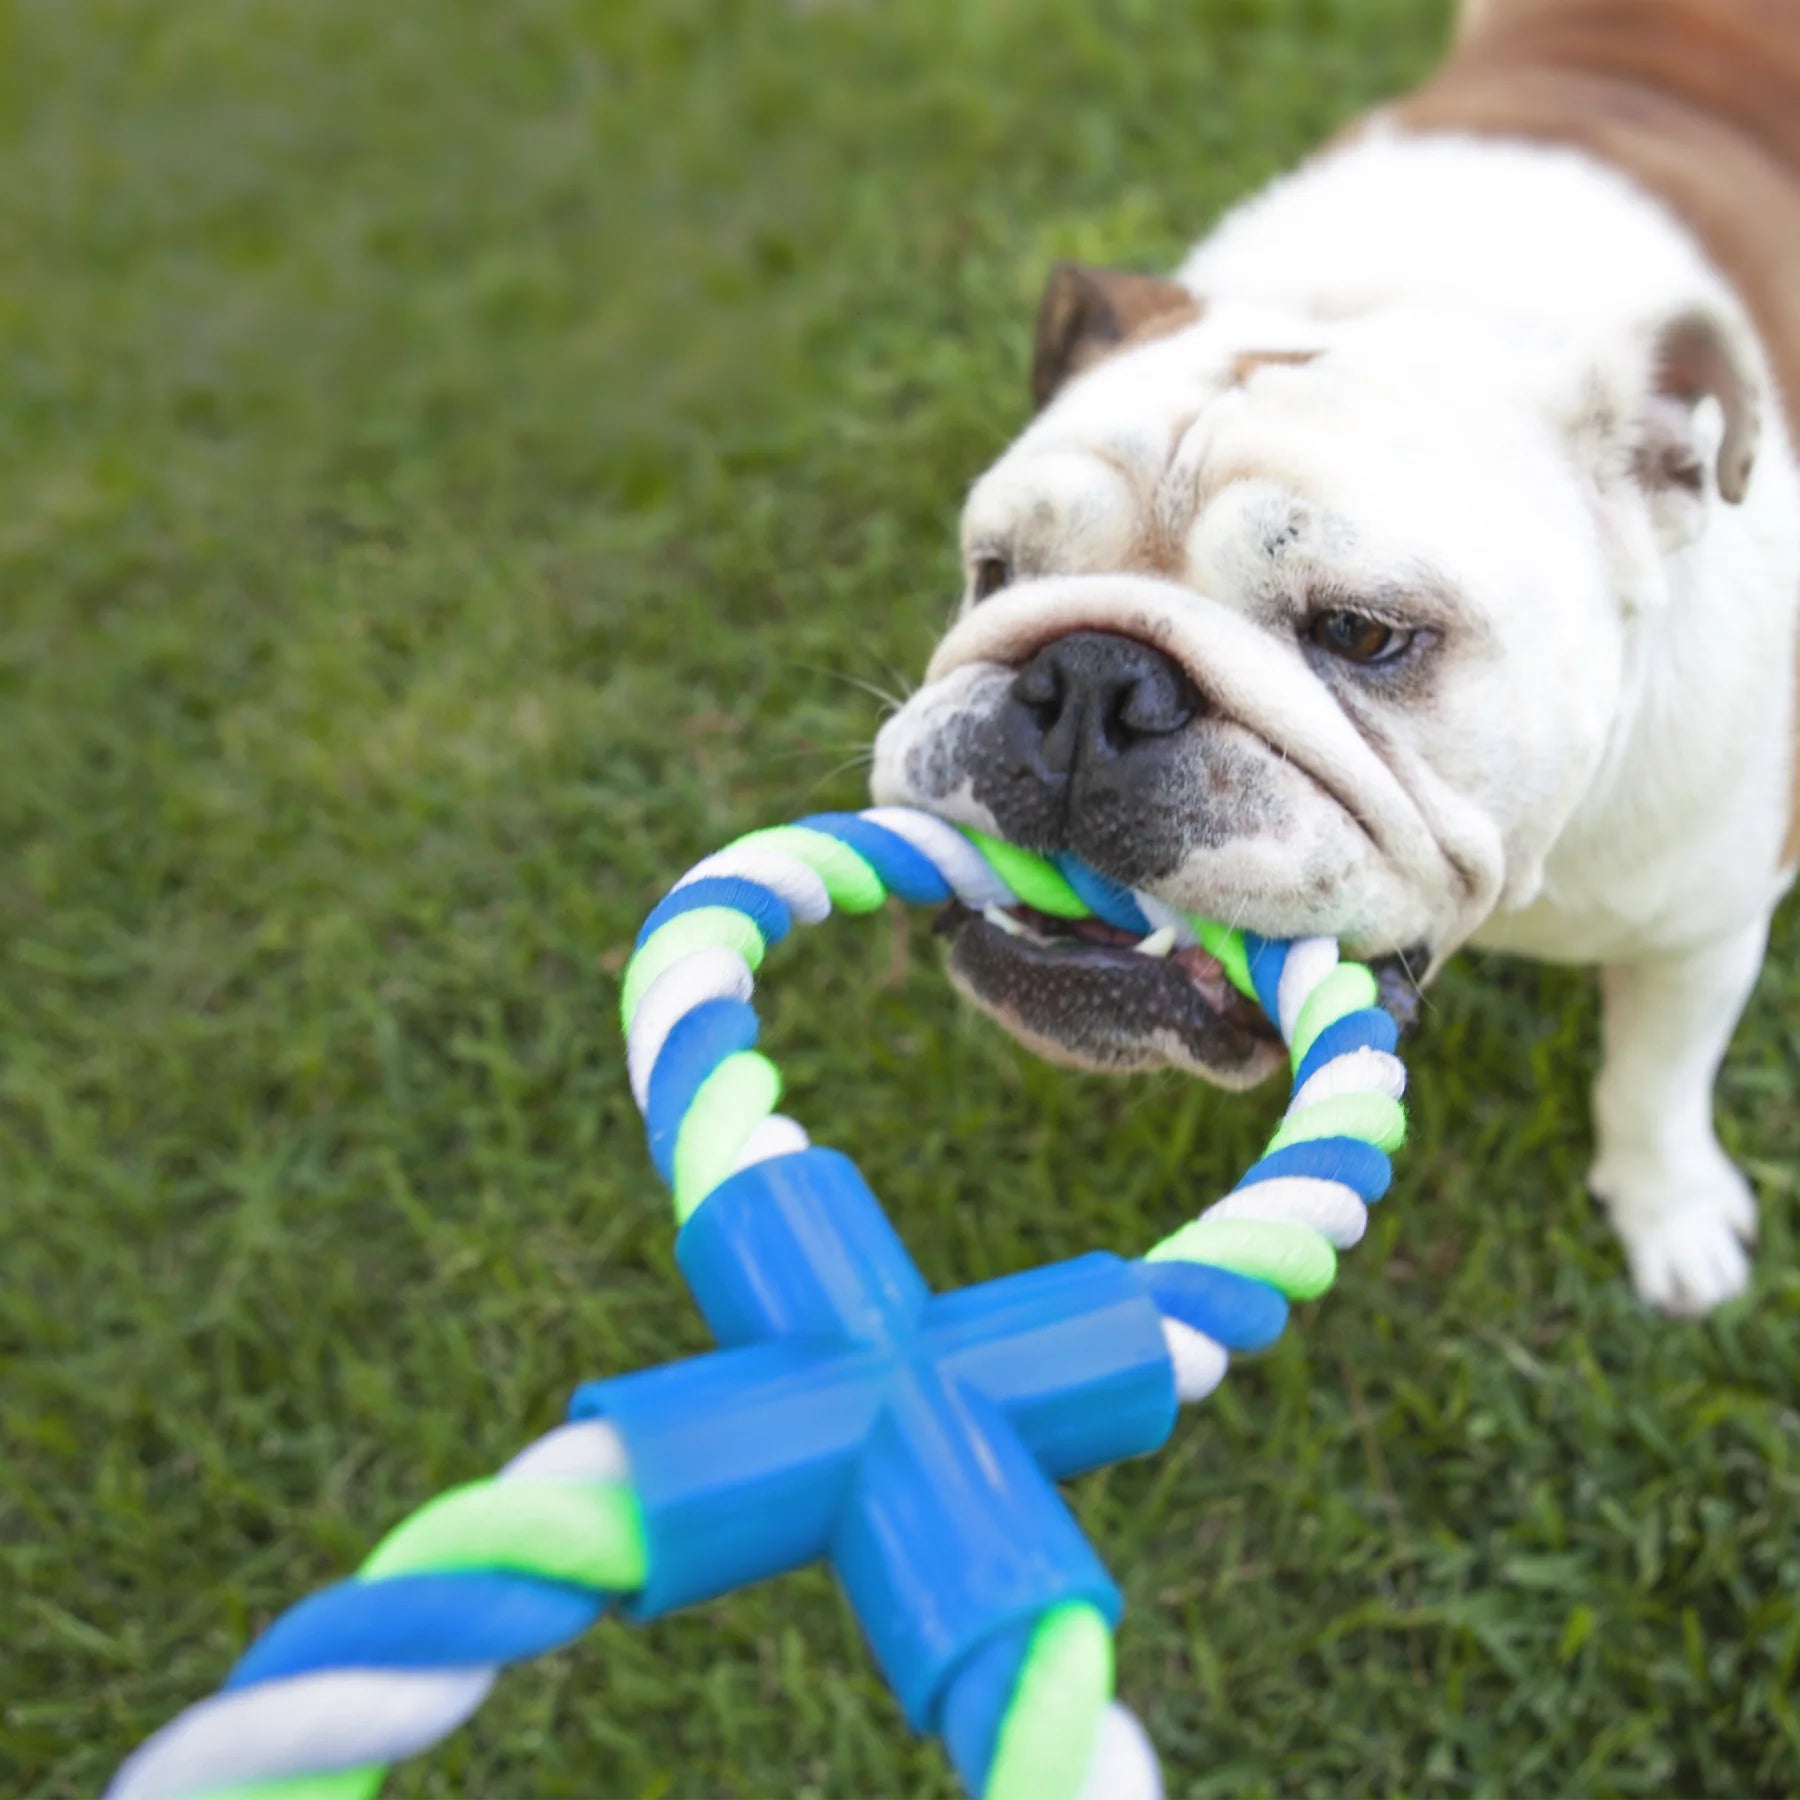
[1138,1261,1289,1350]
[635,876,793,952]
[225,1572,604,1689]
[1052,855,1151,935]
[794,813,953,904]
[1292,1007,1398,1091]
[1234,1137,1393,1202]
[644,999,762,1181]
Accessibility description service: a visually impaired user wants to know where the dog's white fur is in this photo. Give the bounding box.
[874,131,1798,1314]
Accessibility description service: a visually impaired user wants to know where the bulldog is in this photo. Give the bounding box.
[870,0,1800,1316]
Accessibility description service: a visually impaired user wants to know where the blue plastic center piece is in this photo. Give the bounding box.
[570,1149,1179,1733]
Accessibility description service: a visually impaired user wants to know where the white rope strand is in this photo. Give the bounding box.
[626,948,757,1107]
[1290,1047,1406,1114]
[501,1420,631,1483]
[107,1669,497,1800]
[731,1113,812,1172]
[1077,1703,1164,1800]
[106,1422,636,1800]
[1200,1177,1369,1249]
[1159,1320,1230,1402]
[674,845,833,923]
[861,807,1020,910]
[1276,937,1338,1044]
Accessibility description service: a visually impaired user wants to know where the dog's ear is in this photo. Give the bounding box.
[1569,303,1763,560]
[1031,262,1201,410]
[1638,307,1760,507]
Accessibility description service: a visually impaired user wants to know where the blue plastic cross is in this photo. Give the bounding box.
[571,1146,1186,1785]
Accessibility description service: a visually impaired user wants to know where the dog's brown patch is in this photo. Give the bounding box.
[1031,262,1204,410]
[1392,0,1800,862]
[1229,348,1320,385]
[1653,308,1760,504]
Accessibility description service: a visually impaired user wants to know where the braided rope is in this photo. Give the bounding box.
[622,806,1403,1315]
[109,805,1405,1800]
[106,1422,642,1800]
[620,807,1406,1799]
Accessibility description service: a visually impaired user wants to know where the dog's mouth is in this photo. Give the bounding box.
[934,898,1424,1086]
[934,897,1284,1085]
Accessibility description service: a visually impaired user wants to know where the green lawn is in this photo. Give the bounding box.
[5,2,1799,1794]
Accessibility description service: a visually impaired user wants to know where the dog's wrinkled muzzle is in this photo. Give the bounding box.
[920,574,1500,958]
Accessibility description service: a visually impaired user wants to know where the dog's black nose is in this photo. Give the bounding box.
[1006,631,1200,781]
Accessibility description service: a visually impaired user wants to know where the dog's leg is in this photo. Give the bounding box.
[1589,916,1769,1315]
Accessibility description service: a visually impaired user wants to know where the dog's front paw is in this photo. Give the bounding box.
[1592,1149,1757,1317]
[1621,1201,1754,1316]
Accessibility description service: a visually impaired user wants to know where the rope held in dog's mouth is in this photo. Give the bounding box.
[108,806,1407,1800]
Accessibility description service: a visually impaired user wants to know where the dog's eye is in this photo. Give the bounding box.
[1307,609,1410,664]
[972,556,1012,602]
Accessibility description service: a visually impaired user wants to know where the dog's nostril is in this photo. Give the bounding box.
[1007,630,1200,780]
[1116,671,1194,737]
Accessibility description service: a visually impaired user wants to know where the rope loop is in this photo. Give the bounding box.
[110,808,1410,1800]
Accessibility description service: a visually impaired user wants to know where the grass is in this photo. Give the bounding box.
[4,0,1799,1794]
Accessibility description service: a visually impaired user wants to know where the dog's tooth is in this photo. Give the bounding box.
[1134,926,1177,959]
[1134,893,1198,948]
[983,903,1027,938]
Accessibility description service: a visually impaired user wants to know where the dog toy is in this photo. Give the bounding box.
[108,807,1407,1800]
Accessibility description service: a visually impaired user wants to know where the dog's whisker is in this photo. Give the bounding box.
[760,743,878,771]
[840,673,911,711]
[1391,944,1439,1019]
[787,660,910,715]
[799,751,881,797]
[844,645,919,709]
[869,654,917,705]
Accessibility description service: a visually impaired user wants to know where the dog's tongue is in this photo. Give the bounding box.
[1016,906,1139,948]
[1171,941,1233,1013]
[988,898,1269,1034]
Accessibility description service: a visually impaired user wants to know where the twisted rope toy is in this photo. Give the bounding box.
[109,806,1406,1800]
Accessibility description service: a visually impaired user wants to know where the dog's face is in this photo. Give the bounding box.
[872,265,1755,1084]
